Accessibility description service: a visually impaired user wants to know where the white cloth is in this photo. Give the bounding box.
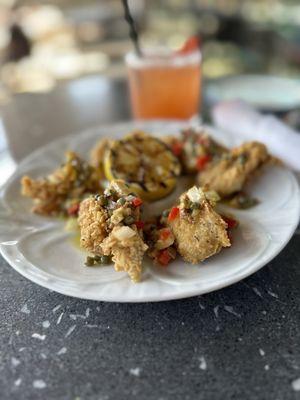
[212,100,300,172]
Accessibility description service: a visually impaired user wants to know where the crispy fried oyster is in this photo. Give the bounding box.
[78,180,148,282]
[168,187,230,264]
[21,151,102,215]
[198,141,269,197]
[101,226,148,283]
[78,197,109,255]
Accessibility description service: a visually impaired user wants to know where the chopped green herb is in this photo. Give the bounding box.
[100,255,111,265]
[191,202,200,210]
[117,197,126,205]
[238,154,247,165]
[124,215,135,225]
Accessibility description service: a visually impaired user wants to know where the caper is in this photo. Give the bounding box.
[191,202,200,210]
[96,195,108,206]
[124,215,135,225]
[85,256,95,267]
[238,154,247,165]
[94,255,102,263]
[238,195,258,209]
[100,255,111,265]
[162,209,170,218]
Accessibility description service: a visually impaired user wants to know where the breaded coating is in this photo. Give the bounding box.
[78,197,109,255]
[77,179,147,281]
[100,226,148,283]
[168,187,230,264]
[90,138,112,178]
[198,141,269,197]
[21,176,66,215]
[21,151,102,215]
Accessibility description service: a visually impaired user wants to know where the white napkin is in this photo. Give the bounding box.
[212,100,300,172]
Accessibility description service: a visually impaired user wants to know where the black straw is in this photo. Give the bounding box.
[122,0,142,57]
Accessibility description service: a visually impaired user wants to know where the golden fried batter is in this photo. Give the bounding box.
[21,152,101,215]
[78,197,109,255]
[198,142,269,197]
[168,187,230,264]
[77,179,147,282]
[100,226,148,283]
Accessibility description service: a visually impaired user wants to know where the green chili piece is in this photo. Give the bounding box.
[124,215,135,225]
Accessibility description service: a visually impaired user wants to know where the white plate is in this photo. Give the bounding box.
[0,120,299,302]
[206,75,300,112]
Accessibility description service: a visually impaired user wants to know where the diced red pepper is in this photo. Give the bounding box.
[196,154,211,171]
[168,206,180,222]
[157,249,172,266]
[177,36,200,55]
[197,135,209,146]
[135,220,145,230]
[67,203,80,216]
[159,228,171,241]
[222,215,238,229]
[171,141,183,156]
[132,197,143,207]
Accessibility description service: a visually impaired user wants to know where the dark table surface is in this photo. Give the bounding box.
[0,76,300,400]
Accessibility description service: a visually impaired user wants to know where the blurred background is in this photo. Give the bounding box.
[0,0,299,102]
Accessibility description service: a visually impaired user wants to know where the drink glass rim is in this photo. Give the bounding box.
[125,46,201,68]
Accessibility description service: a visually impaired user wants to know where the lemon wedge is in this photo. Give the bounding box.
[104,131,181,201]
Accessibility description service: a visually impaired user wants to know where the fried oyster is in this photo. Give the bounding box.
[197,141,269,198]
[78,179,148,282]
[167,186,230,264]
[21,151,102,216]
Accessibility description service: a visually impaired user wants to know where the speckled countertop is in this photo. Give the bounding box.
[1,233,300,400]
[0,77,300,400]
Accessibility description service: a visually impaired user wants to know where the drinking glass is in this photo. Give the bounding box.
[125,47,202,120]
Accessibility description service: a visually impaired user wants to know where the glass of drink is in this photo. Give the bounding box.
[125,47,202,120]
